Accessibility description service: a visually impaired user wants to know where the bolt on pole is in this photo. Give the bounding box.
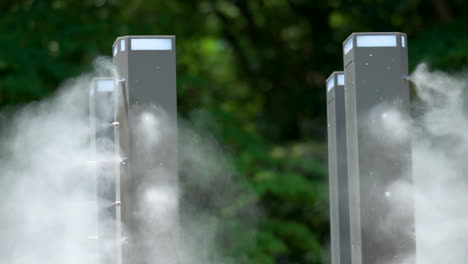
[342,33,415,264]
[112,36,179,264]
[326,71,351,264]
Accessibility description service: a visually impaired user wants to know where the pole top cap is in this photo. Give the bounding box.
[326,71,345,92]
[343,32,407,55]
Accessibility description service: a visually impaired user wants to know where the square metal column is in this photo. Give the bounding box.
[343,33,415,264]
[89,77,119,264]
[112,36,178,264]
[327,72,351,264]
[113,77,129,264]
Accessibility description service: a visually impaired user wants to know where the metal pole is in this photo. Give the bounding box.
[113,77,129,264]
[342,32,415,264]
[112,36,179,264]
[326,71,351,264]
[89,77,118,264]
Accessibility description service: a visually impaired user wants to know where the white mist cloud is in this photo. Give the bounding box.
[0,58,116,264]
[410,64,468,264]
[0,58,257,264]
[366,64,468,264]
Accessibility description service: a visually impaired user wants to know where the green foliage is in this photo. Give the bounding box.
[186,108,329,262]
[410,16,468,70]
[1,0,468,263]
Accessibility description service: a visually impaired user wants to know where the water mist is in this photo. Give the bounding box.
[367,64,468,264]
[0,58,257,264]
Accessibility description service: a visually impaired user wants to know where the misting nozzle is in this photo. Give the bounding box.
[403,74,410,81]
[121,157,128,165]
[117,78,126,84]
[114,201,121,206]
[112,121,120,128]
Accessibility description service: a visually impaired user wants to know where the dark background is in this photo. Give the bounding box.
[1,1,467,263]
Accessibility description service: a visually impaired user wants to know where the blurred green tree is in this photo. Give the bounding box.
[1,0,467,263]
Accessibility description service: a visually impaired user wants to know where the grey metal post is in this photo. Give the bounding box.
[112,36,179,264]
[342,33,415,264]
[327,72,351,264]
[89,77,119,264]
[113,76,129,264]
